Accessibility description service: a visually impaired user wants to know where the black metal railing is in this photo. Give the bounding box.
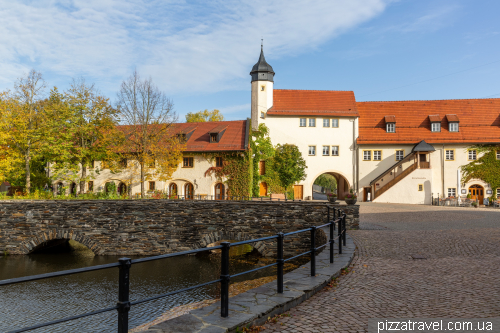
[0,206,347,333]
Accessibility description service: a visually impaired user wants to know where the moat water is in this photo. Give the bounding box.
[0,243,278,332]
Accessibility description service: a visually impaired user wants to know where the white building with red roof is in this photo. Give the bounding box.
[250,47,500,204]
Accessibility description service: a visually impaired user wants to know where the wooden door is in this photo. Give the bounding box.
[294,185,303,200]
[469,185,484,202]
[259,182,268,197]
[215,183,225,200]
[363,187,371,202]
[169,183,177,197]
[185,183,194,199]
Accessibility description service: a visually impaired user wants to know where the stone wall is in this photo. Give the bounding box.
[0,200,358,256]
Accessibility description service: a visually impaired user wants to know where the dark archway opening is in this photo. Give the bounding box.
[312,172,350,200]
[29,239,91,255]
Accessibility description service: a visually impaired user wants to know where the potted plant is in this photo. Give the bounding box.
[471,201,478,208]
[344,188,357,205]
[327,192,337,203]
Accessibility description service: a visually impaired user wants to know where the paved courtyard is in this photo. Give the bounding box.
[261,203,500,332]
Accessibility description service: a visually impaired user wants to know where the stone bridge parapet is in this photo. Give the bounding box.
[0,200,359,256]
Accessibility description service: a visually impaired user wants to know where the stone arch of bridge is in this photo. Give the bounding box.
[197,231,271,257]
[21,229,103,255]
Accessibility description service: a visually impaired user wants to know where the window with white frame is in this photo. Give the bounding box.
[309,118,316,127]
[308,146,316,156]
[323,119,330,127]
[468,149,477,160]
[497,151,500,160]
[363,151,371,161]
[331,119,339,128]
[331,146,339,156]
[445,150,454,161]
[449,122,459,132]
[322,146,329,156]
[497,188,500,198]
[431,122,441,132]
[396,150,404,161]
[300,118,306,127]
[373,150,382,161]
[448,188,456,198]
[386,123,395,133]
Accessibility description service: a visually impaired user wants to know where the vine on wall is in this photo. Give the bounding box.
[202,151,251,197]
[461,146,500,198]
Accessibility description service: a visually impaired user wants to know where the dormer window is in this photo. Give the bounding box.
[429,115,441,132]
[385,115,396,133]
[210,133,218,142]
[386,123,395,133]
[446,115,459,132]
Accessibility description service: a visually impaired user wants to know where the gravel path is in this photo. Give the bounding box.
[261,203,500,332]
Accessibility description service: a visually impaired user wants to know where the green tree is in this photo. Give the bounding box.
[461,145,500,198]
[185,109,224,122]
[48,79,121,194]
[267,144,307,195]
[314,174,337,192]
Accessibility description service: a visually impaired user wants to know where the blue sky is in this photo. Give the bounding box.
[1,0,499,121]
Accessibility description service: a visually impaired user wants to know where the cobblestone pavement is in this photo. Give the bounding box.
[261,203,500,332]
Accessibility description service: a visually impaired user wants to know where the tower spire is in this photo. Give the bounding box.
[250,43,274,82]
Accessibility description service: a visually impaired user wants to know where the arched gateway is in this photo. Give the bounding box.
[311,171,350,200]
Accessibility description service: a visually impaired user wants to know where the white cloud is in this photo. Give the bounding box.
[0,0,389,94]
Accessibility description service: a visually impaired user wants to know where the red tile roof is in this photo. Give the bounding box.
[266,89,359,117]
[173,120,247,152]
[384,115,396,123]
[428,115,441,122]
[357,98,500,145]
[117,120,247,152]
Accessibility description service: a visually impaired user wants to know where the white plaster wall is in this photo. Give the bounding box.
[374,168,433,204]
[251,81,273,130]
[357,145,414,195]
[50,154,229,197]
[260,115,357,199]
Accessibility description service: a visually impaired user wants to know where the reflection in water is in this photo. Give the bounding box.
[0,242,282,333]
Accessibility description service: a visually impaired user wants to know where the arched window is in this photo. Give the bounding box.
[169,183,178,198]
[185,183,194,200]
[57,182,64,195]
[215,183,225,200]
[118,182,127,195]
[70,182,77,196]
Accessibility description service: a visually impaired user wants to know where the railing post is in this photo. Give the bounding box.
[329,218,334,264]
[277,232,284,293]
[310,226,316,276]
[117,257,131,333]
[343,213,347,246]
[338,218,342,254]
[220,242,230,317]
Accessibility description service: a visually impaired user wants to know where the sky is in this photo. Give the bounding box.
[1,0,499,121]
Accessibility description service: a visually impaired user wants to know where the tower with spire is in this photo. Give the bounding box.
[250,44,275,130]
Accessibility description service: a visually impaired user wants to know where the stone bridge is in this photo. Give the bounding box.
[0,200,359,257]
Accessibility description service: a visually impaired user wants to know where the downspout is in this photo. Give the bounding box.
[351,118,356,192]
[442,144,445,197]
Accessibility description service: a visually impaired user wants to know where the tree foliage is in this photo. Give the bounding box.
[250,124,275,196]
[461,145,500,198]
[314,174,337,192]
[185,109,224,122]
[48,79,121,193]
[266,144,307,194]
[116,70,185,197]
[0,70,54,193]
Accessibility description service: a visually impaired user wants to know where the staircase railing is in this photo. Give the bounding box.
[375,163,417,198]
